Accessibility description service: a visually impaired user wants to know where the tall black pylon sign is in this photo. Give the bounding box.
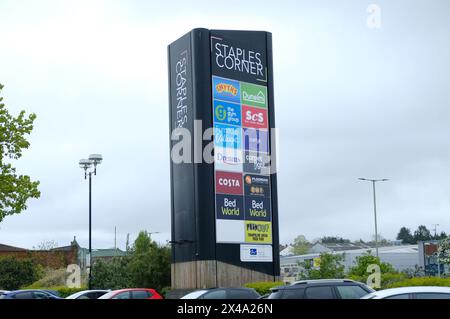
[168,28,279,289]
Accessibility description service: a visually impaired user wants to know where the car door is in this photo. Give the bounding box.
[33,291,51,299]
[334,285,372,299]
[12,292,34,299]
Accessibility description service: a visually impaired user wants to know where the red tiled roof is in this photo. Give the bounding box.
[0,244,27,252]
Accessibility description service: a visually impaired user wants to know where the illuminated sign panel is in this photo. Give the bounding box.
[211,33,274,260]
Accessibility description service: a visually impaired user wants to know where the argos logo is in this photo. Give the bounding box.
[242,105,268,129]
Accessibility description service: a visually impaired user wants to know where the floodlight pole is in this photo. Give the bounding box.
[358,178,389,258]
[88,171,92,290]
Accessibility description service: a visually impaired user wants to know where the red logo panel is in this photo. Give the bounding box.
[242,105,268,129]
[215,171,243,195]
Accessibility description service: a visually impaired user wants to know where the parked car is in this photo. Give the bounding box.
[98,288,163,299]
[361,286,450,299]
[66,290,110,299]
[0,290,63,299]
[181,288,261,299]
[0,290,10,296]
[267,279,375,299]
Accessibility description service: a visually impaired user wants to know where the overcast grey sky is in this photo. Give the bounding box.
[0,0,449,249]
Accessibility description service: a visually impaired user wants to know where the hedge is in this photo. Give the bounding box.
[386,276,450,288]
[244,281,285,295]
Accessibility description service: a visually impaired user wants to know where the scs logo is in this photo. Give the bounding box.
[242,105,268,128]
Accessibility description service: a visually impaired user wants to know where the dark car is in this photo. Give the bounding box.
[181,288,261,299]
[0,290,63,299]
[268,279,375,299]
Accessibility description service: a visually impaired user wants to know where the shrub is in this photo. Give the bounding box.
[244,281,285,295]
[160,286,171,298]
[25,268,67,288]
[386,276,450,288]
[0,256,41,290]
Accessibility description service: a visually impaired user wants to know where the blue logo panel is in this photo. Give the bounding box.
[213,100,241,126]
[214,123,242,149]
[243,128,269,153]
[212,76,241,104]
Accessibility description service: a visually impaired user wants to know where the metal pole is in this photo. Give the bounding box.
[372,180,379,257]
[89,172,92,290]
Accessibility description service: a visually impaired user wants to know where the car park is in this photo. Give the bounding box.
[181,287,261,299]
[98,288,163,299]
[66,290,110,299]
[267,279,375,299]
[361,286,450,299]
[0,290,63,299]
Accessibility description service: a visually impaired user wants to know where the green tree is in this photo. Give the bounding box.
[396,227,414,244]
[413,225,432,243]
[128,231,171,291]
[292,235,310,255]
[0,256,41,290]
[298,252,345,280]
[0,84,40,222]
[347,252,395,277]
[437,236,450,271]
[91,257,132,290]
[320,236,350,244]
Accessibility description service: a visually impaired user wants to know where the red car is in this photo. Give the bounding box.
[98,288,163,299]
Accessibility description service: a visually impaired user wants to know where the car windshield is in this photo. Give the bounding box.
[181,290,208,299]
[98,291,119,299]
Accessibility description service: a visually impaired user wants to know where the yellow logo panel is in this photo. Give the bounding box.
[245,221,272,244]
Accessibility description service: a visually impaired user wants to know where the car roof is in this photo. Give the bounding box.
[66,290,109,298]
[365,286,450,298]
[291,279,358,285]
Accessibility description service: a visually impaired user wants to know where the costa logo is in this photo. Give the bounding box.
[215,171,243,195]
[242,105,268,129]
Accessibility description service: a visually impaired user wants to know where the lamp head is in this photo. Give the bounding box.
[79,159,92,170]
[89,154,103,165]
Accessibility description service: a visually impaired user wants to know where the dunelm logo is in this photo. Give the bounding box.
[243,90,265,105]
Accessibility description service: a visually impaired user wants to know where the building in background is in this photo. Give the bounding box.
[418,240,448,276]
[280,245,419,283]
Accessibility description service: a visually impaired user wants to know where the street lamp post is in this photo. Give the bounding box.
[79,154,103,290]
[358,178,389,257]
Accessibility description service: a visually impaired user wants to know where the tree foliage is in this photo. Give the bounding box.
[396,227,414,244]
[347,252,395,277]
[0,256,41,290]
[292,235,310,255]
[320,236,351,244]
[0,84,40,222]
[413,225,432,242]
[91,231,171,291]
[298,252,345,280]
